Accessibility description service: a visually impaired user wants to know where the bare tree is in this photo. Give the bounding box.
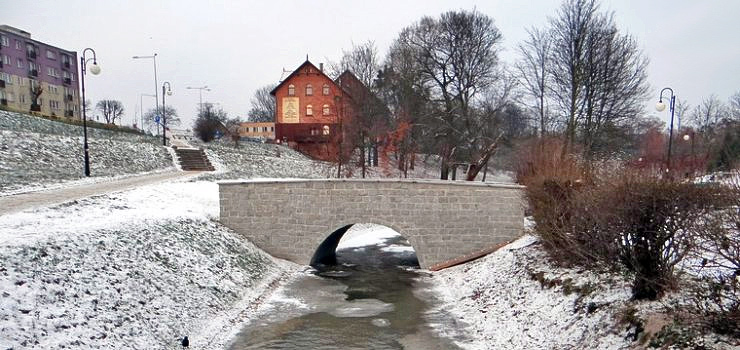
[516,27,554,136]
[689,95,729,132]
[395,9,504,179]
[547,0,649,157]
[96,99,125,124]
[329,40,380,88]
[248,84,276,122]
[730,91,740,121]
[143,106,181,134]
[193,103,228,142]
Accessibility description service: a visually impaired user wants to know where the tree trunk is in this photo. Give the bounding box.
[466,134,503,181]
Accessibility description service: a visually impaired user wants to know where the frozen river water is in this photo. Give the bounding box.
[228,229,470,349]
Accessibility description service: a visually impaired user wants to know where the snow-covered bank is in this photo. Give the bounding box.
[0,111,173,196]
[433,235,634,349]
[0,180,293,349]
[432,235,738,349]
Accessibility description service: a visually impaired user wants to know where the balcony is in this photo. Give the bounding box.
[63,61,71,69]
[27,51,37,59]
[28,69,38,77]
[0,61,3,68]
[65,94,73,101]
[63,77,72,85]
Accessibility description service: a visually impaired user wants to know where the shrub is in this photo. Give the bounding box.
[519,141,725,300]
[688,177,740,336]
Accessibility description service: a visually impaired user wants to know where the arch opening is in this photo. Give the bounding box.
[309,223,420,268]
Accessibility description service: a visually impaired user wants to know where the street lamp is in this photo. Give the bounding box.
[133,54,159,132]
[656,87,676,172]
[186,85,210,114]
[161,81,172,146]
[80,48,101,177]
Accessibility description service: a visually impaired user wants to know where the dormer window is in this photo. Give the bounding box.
[306,104,313,116]
[306,84,313,96]
[288,84,295,96]
[322,104,330,115]
[322,84,330,95]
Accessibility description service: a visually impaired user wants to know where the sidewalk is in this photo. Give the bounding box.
[0,170,200,215]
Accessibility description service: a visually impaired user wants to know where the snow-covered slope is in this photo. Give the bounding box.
[0,180,293,349]
[0,111,173,195]
[193,139,331,181]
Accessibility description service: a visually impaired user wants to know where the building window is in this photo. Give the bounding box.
[47,67,60,78]
[306,84,313,96]
[20,94,26,104]
[288,84,295,96]
[46,50,56,60]
[322,104,330,115]
[0,36,8,47]
[310,128,319,136]
[323,125,330,135]
[263,126,268,132]
[0,72,10,84]
[1,55,9,65]
[322,84,330,95]
[306,104,313,116]
[17,58,23,68]
[5,92,14,102]
[15,40,21,50]
[50,100,61,110]
[270,127,274,132]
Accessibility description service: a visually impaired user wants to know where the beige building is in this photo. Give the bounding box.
[238,122,275,140]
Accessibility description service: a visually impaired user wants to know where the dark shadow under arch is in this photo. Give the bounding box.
[310,223,420,267]
[310,224,354,266]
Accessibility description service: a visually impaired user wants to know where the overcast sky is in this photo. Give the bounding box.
[5,0,739,129]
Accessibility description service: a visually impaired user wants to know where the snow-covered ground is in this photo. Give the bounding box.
[192,139,331,181]
[0,111,173,196]
[0,180,295,349]
[432,233,738,350]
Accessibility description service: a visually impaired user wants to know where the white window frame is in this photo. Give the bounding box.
[0,35,8,47]
[46,50,56,60]
[288,84,295,96]
[306,84,313,96]
[322,84,330,95]
[322,104,330,115]
[306,104,313,116]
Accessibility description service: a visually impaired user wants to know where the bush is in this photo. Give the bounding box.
[688,177,740,336]
[520,141,725,300]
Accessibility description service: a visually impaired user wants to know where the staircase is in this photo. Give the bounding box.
[173,147,215,171]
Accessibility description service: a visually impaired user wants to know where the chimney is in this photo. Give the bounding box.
[319,63,324,72]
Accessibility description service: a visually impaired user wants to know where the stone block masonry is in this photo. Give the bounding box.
[218,179,525,269]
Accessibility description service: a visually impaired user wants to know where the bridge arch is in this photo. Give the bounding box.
[310,221,419,266]
[218,179,524,269]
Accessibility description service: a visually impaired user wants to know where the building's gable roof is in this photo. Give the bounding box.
[269,60,340,96]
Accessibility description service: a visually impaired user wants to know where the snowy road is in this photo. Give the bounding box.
[0,170,199,215]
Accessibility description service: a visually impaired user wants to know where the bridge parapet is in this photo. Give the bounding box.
[218,179,524,269]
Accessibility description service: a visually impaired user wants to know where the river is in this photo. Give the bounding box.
[228,226,471,349]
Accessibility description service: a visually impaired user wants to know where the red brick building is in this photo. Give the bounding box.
[271,60,355,161]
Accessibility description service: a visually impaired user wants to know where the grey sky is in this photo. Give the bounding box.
[5,0,739,129]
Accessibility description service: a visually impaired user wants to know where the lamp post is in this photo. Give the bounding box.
[133,54,158,132]
[655,87,676,172]
[186,85,210,114]
[80,48,101,177]
[683,131,695,174]
[161,82,172,146]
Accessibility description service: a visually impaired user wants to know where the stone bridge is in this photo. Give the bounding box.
[218,179,524,269]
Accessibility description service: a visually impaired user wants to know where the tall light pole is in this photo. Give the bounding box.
[161,82,172,146]
[133,54,158,131]
[186,85,210,114]
[140,93,156,133]
[80,48,101,177]
[656,87,676,173]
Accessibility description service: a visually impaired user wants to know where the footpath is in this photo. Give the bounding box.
[0,170,199,215]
